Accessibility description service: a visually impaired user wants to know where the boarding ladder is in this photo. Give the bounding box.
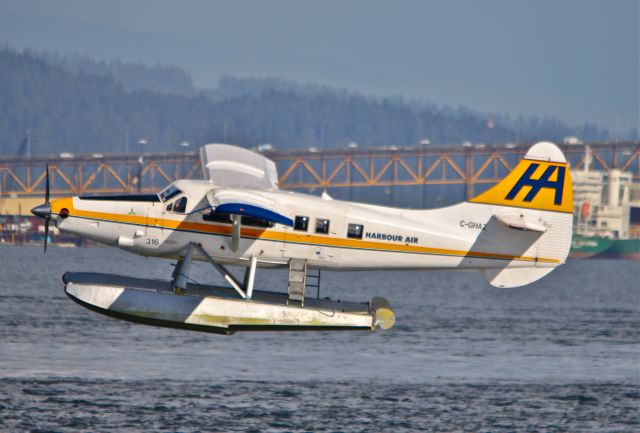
[287,259,322,306]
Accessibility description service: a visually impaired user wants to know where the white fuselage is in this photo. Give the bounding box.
[52,180,569,272]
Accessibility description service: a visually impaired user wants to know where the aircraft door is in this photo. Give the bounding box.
[158,184,189,234]
[283,214,343,263]
[282,215,314,260]
[159,193,191,252]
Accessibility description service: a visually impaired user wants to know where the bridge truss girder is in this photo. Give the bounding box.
[0,143,637,198]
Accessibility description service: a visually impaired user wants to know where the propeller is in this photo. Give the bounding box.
[31,164,51,252]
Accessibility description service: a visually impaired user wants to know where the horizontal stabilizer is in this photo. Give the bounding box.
[483,267,554,288]
[495,213,547,233]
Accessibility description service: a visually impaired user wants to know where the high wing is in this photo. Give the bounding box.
[200,143,279,190]
[200,144,291,251]
[206,189,293,227]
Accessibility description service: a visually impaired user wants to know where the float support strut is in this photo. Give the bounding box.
[242,255,257,299]
[194,243,247,299]
[173,242,194,293]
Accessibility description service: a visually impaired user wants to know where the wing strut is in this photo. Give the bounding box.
[242,255,257,299]
[172,243,194,294]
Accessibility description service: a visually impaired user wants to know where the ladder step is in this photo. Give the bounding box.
[289,272,306,284]
[289,259,306,272]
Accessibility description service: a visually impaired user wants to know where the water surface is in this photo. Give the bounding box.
[1,246,638,431]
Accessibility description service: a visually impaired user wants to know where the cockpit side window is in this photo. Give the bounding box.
[173,196,188,213]
[160,185,182,202]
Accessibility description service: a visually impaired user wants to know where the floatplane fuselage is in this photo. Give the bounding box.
[32,142,574,334]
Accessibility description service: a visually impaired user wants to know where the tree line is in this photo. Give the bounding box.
[0,47,612,157]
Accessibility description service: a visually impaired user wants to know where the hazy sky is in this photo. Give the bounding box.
[1,0,638,133]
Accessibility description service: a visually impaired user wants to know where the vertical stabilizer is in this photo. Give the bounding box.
[470,141,573,213]
[470,142,574,288]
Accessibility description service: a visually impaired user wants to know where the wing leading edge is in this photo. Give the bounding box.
[215,203,293,227]
[206,189,293,227]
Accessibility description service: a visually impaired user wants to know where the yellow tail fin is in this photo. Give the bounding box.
[470,141,573,213]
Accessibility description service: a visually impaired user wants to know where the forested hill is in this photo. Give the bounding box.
[40,51,198,97]
[0,47,610,157]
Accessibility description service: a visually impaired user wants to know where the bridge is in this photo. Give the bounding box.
[1,142,638,214]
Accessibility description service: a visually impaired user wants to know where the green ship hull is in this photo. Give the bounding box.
[570,235,640,260]
[600,238,640,260]
[570,235,614,258]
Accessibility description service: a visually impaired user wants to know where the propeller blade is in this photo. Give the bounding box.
[45,164,50,204]
[44,216,49,253]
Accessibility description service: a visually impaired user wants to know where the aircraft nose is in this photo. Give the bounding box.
[31,203,51,219]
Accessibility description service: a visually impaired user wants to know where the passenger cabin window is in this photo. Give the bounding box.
[242,216,274,228]
[203,210,232,223]
[294,216,309,231]
[202,210,273,228]
[160,185,182,202]
[173,197,187,213]
[315,218,330,234]
[347,223,364,239]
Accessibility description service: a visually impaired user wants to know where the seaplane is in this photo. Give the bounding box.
[31,142,573,335]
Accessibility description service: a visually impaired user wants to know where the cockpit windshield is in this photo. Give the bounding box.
[159,184,182,202]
